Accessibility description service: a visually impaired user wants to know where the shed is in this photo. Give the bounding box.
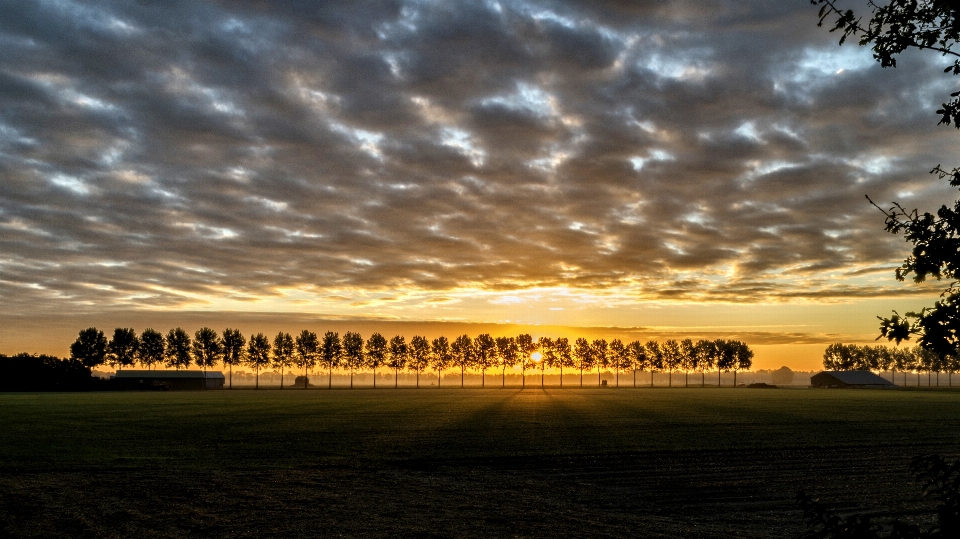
[810,370,896,388]
[114,370,225,390]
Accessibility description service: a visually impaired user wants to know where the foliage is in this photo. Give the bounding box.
[387,335,408,386]
[221,328,246,369]
[246,333,271,388]
[364,333,387,386]
[106,328,139,370]
[69,327,107,368]
[271,331,295,387]
[797,454,960,538]
[814,1,960,358]
[342,332,365,386]
[473,333,496,381]
[294,330,319,377]
[137,328,166,370]
[0,353,95,391]
[430,336,451,385]
[165,327,192,370]
[193,327,222,371]
[407,335,430,381]
[321,331,342,373]
[451,334,473,386]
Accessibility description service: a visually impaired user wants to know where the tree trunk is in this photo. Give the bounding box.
[561,365,564,387]
[502,367,506,388]
[416,369,419,389]
[616,368,619,388]
[685,371,688,388]
[482,368,485,388]
[350,369,353,389]
[280,371,284,389]
[229,364,232,389]
[579,367,583,387]
[256,367,259,389]
[633,368,636,388]
[541,366,544,388]
[734,370,737,387]
[702,371,705,387]
[395,366,398,389]
[651,370,654,387]
[461,367,464,388]
[329,367,332,390]
[523,367,526,388]
[598,366,601,387]
[719,370,721,387]
[438,369,441,388]
[668,369,672,387]
[374,367,377,388]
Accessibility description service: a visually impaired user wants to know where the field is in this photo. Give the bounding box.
[2,388,960,538]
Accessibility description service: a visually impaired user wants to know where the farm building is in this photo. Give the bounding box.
[114,370,225,390]
[810,370,896,388]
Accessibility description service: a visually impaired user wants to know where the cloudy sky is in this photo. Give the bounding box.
[0,0,956,367]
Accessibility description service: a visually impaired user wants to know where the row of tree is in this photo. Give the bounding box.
[70,327,755,389]
[822,343,958,386]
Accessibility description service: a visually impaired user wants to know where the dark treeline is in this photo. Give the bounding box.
[823,343,960,386]
[0,353,102,391]
[70,327,755,389]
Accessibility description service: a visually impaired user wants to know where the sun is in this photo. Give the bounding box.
[530,352,542,362]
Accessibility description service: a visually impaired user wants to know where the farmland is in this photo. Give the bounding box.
[2,388,960,537]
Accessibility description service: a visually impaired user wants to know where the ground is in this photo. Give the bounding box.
[1,388,959,538]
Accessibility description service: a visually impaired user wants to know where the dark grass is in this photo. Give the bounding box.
[2,388,960,537]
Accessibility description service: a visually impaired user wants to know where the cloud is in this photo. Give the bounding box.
[0,0,955,315]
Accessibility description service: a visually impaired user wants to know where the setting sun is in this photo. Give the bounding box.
[531,352,542,362]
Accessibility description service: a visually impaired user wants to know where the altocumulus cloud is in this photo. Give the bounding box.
[0,0,954,314]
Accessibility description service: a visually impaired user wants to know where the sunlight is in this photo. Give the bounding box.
[530,352,542,362]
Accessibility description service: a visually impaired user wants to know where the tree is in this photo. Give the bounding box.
[294,330,319,386]
[321,331,342,389]
[815,1,960,361]
[137,328,165,370]
[272,332,295,388]
[474,333,496,388]
[193,327,222,373]
[165,328,192,370]
[342,332,364,389]
[495,336,519,388]
[679,339,696,387]
[451,334,472,388]
[893,345,916,386]
[247,333,271,389]
[365,333,387,388]
[537,337,554,388]
[715,339,734,387]
[106,327,139,371]
[554,337,573,388]
[387,335,408,388]
[573,338,592,387]
[730,340,754,386]
[592,339,608,387]
[645,341,664,387]
[408,335,430,388]
[516,333,536,388]
[430,336,451,387]
[694,339,716,387]
[70,327,107,368]
[221,328,246,389]
[661,340,682,388]
[627,340,646,388]
[609,339,627,388]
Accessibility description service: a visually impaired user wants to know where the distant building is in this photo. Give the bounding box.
[810,370,896,388]
[114,370,225,390]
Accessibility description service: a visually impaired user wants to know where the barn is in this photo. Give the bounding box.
[114,370,225,390]
[810,370,896,388]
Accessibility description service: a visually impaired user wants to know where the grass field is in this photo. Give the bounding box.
[2,388,960,537]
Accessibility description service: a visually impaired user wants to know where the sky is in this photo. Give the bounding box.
[0,0,956,370]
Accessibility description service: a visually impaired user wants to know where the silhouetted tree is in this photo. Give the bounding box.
[272,332,294,388]
[592,339,608,387]
[474,333,496,388]
[165,328,192,370]
[321,331,342,389]
[342,331,364,389]
[537,336,554,388]
[247,333,271,389]
[294,330,319,386]
[609,339,627,388]
[645,341,663,387]
[365,333,387,388]
[430,336,451,387]
[661,339,680,388]
[679,339,696,387]
[451,334,472,388]
[193,327,222,373]
[106,328,139,372]
[516,333,536,388]
[70,327,108,368]
[715,339,734,386]
[495,336,519,388]
[387,335,408,388]
[408,335,430,388]
[221,328,246,389]
[694,339,715,387]
[731,340,754,386]
[137,328,165,370]
[574,337,592,387]
[555,337,573,387]
[627,340,646,388]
